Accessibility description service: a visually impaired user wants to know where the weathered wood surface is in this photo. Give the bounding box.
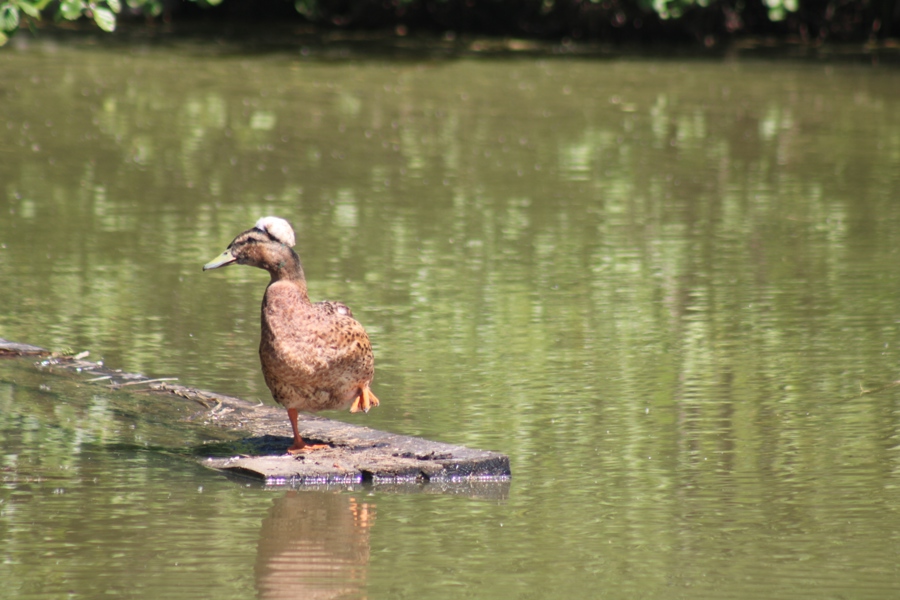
[0,338,511,490]
[0,339,48,356]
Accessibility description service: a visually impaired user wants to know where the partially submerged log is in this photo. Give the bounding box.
[0,338,511,491]
[0,339,49,357]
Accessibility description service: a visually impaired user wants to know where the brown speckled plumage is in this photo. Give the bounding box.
[204,216,379,452]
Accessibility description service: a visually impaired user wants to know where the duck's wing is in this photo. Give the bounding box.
[316,300,353,318]
[262,282,374,385]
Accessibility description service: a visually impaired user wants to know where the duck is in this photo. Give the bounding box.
[203,216,379,453]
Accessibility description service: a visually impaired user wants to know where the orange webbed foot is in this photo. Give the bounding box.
[349,386,380,414]
[287,441,331,454]
[286,407,331,453]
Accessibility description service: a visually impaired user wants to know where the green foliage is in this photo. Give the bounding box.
[763,0,798,21]
[58,0,82,20]
[0,4,20,32]
[0,0,896,45]
[295,0,315,17]
[18,1,39,17]
[0,0,144,44]
[92,6,115,30]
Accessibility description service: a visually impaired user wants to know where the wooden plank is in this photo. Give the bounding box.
[0,339,50,357]
[0,338,511,490]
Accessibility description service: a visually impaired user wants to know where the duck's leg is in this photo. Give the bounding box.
[286,408,308,452]
[286,408,329,453]
[349,385,380,414]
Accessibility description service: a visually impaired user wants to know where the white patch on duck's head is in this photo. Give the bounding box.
[254,216,296,247]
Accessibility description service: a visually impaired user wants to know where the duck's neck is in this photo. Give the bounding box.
[266,248,309,298]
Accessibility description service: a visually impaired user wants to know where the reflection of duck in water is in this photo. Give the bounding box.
[204,216,379,453]
[255,491,375,600]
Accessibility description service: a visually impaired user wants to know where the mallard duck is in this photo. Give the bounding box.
[203,216,379,453]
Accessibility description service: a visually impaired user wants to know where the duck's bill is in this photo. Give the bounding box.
[203,250,237,271]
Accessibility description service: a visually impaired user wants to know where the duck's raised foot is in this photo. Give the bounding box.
[349,386,379,414]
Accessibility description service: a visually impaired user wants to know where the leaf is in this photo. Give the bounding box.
[105,0,121,13]
[92,6,115,31]
[59,0,83,20]
[294,0,314,16]
[19,2,41,18]
[0,31,7,45]
[0,4,20,31]
[205,0,223,5]
[767,5,785,21]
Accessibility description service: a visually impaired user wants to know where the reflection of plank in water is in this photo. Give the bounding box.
[0,338,512,489]
[255,491,373,600]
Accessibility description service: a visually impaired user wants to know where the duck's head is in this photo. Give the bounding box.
[203,216,303,280]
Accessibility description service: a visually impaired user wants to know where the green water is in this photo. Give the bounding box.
[2,39,900,598]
